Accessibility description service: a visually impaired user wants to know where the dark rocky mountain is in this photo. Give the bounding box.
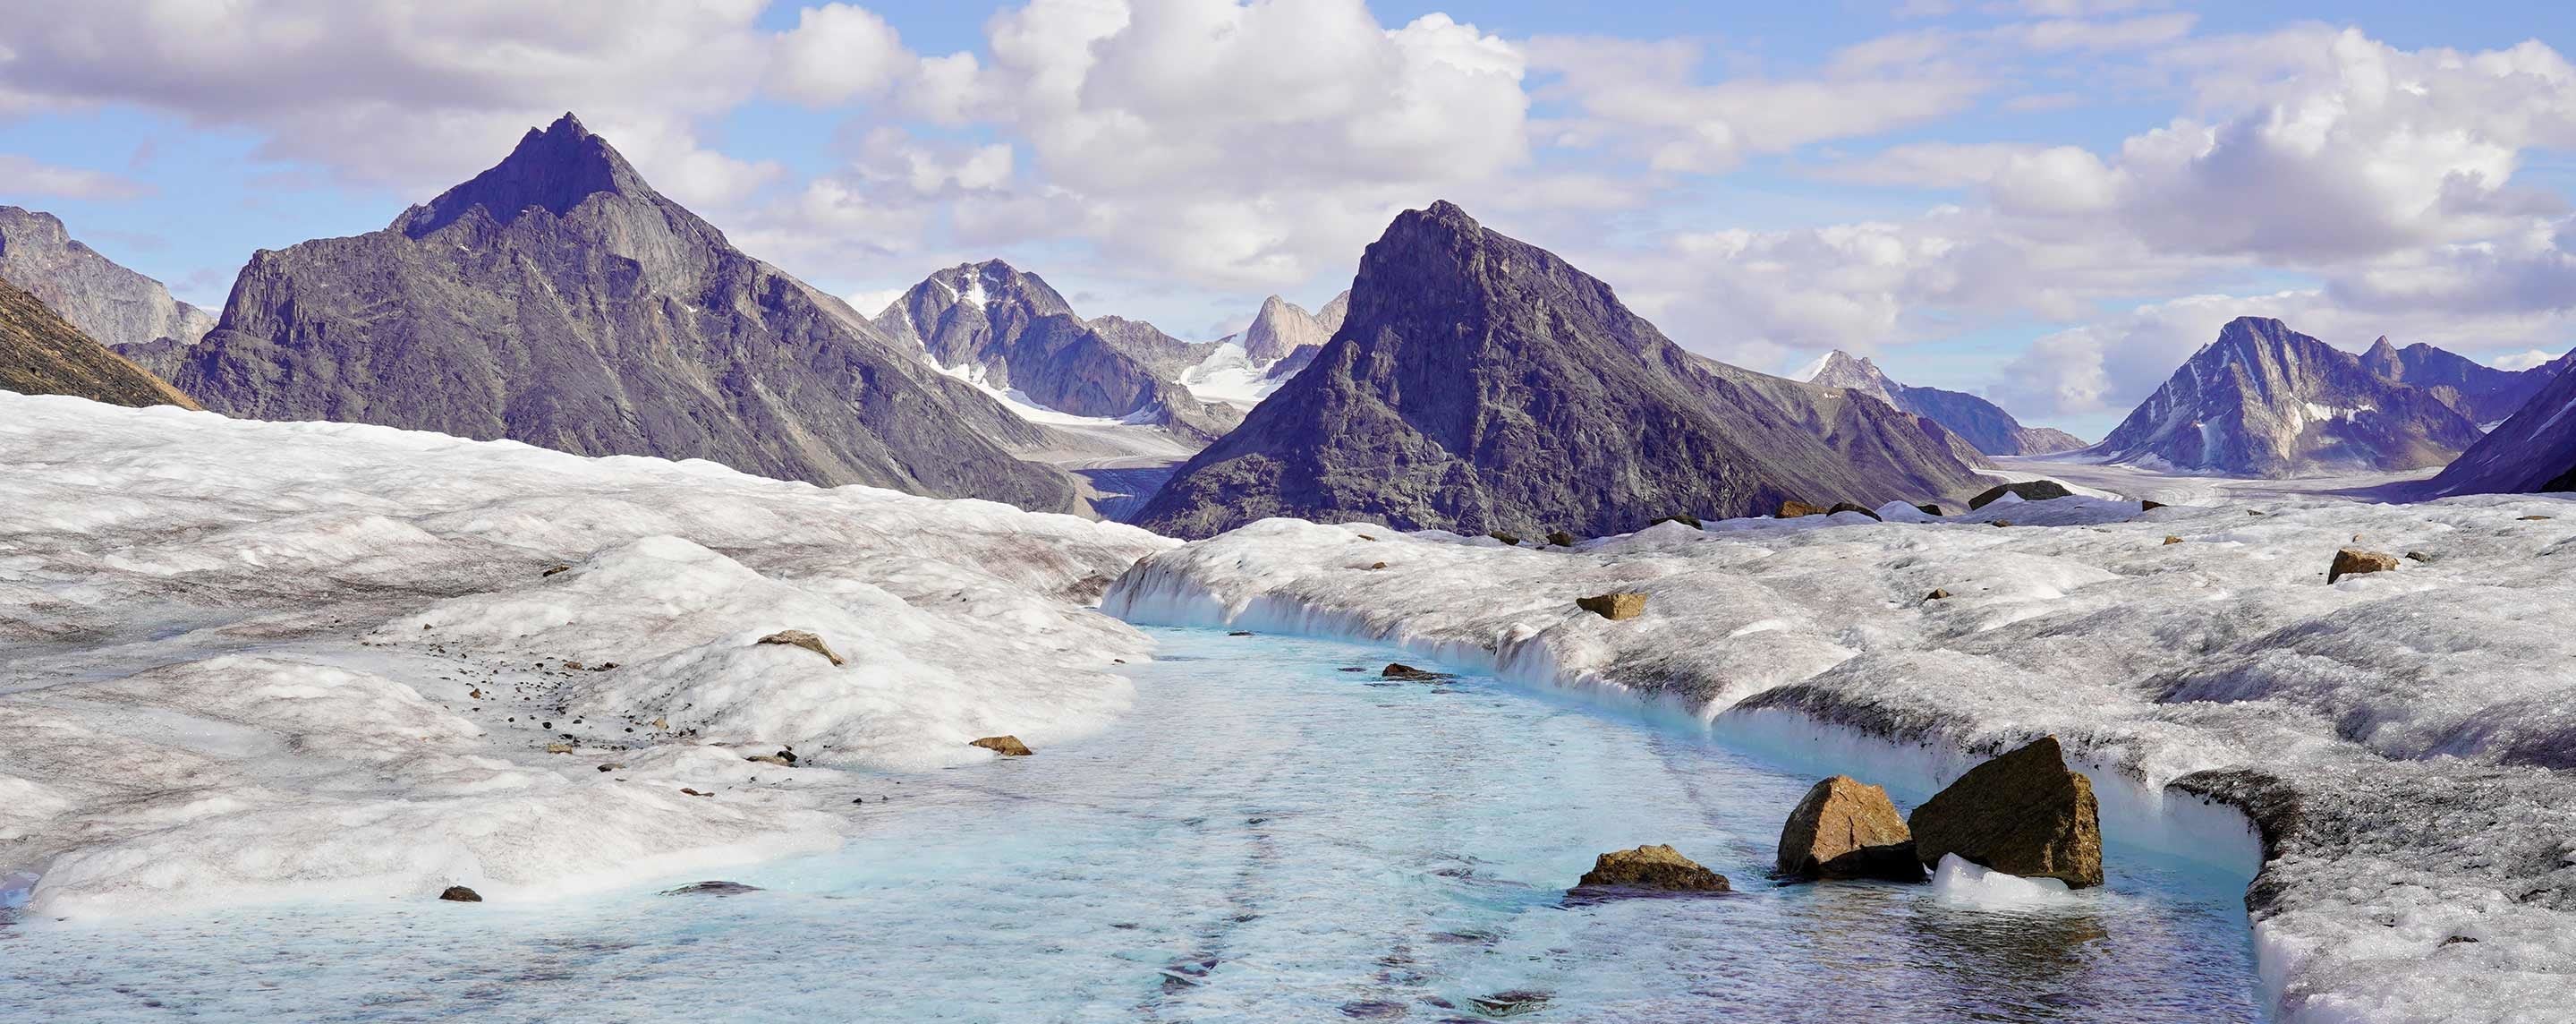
[871,260,1240,442]
[146,114,1080,511]
[2421,348,2576,497]
[1132,201,1990,538]
[2089,317,2482,477]
[0,206,214,354]
[1805,351,2086,456]
[2358,336,2568,425]
[0,275,198,409]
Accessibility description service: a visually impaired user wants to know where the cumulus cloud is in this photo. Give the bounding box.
[0,154,151,200]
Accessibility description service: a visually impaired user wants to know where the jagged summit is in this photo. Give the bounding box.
[1798,349,2084,457]
[395,113,655,238]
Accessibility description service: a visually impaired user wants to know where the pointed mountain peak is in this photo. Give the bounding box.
[397,113,652,238]
[1806,350,1896,401]
[2367,335,2398,355]
[1241,294,1329,363]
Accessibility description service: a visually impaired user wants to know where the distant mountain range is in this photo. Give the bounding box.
[2087,317,2563,477]
[123,114,1085,511]
[0,206,213,353]
[1804,350,2086,457]
[2421,349,2576,496]
[1133,201,1990,538]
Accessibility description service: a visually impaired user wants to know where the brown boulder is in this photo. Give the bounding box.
[1776,776,1923,882]
[2164,535,2183,545]
[1575,593,1647,620]
[2329,548,2401,584]
[1489,531,1522,546]
[1907,736,2103,887]
[1382,662,1452,681]
[1924,589,1951,602]
[1778,500,1828,518]
[757,628,845,666]
[1545,531,1577,548]
[1575,844,1730,892]
[969,735,1033,756]
[438,885,482,902]
[1967,480,2073,510]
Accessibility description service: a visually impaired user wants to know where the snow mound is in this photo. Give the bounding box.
[1929,854,2079,910]
[1105,491,2576,1021]
[0,392,1171,916]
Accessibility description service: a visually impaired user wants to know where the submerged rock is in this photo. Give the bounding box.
[970,735,1033,756]
[438,885,482,902]
[1826,501,1883,520]
[1575,593,1647,620]
[1776,776,1922,882]
[662,880,762,897]
[1907,736,2103,888]
[756,628,845,666]
[1968,480,2073,510]
[2330,548,2402,584]
[1575,844,1730,892]
[1382,663,1452,681]
[1778,499,1828,518]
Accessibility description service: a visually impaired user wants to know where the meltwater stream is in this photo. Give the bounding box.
[3,627,2266,1022]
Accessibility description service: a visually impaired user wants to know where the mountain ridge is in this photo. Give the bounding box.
[1804,350,2087,457]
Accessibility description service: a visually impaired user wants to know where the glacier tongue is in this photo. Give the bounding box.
[0,392,1172,917]
[1103,494,2576,1022]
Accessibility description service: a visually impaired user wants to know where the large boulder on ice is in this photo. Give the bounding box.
[1968,480,2072,510]
[969,735,1033,756]
[1575,592,1647,620]
[1776,776,1922,881]
[438,885,481,902]
[755,628,844,666]
[1778,499,1828,518]
[2329,548,2402,584]
[1906,736,2103,888]
[1573,844,1730,893]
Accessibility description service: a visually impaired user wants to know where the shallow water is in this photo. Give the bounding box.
[2,627,2266,1022]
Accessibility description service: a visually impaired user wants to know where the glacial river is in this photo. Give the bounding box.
[1,627,2266,1021]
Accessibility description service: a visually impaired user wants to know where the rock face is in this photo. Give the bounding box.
[2089,318,2487,477]
[1574,844,1731,892]
[2421,349,2576,497]
[871,260,1241,442]
[2359,336,2570,425]
[1968,480,2074,510]
[0,276,199,409]
[1134,202,1990,538]
[1907,737,2104,888]
[0,206,215,354]
[2329,548,2401,584]
[1807,350,2086,456]
[145,115,1080,511]
[1776,776,1922,881]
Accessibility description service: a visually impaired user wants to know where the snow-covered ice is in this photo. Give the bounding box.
[1105,489,2576,1022]
[0,392,1171,917]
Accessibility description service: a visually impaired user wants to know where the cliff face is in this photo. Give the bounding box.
[1134,202,1989,538]
[0,275,199,409]
[0,206,214,353]
[2091,318,2482,477]
[154,115,1079,511]
[1806,351,2086,456]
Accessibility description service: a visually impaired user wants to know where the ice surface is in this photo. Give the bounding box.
[1104,490,2576,1022]
[1177,341,1292,410]
[1931,854,2079,910]
[0,392,1170,916]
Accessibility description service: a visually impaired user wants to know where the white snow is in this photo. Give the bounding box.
[925,356,1159,428]
[1104,491,2576,1022]
[0,392,1172,917]
[1929,854,2078,910]
[1177,341,1292,410]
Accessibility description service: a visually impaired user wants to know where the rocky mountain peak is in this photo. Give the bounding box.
[1241,294,1331,363]
[1806,351,1894,399]
[395,113,651,239]
[0,205,216,351]
[1800,346,2082,457]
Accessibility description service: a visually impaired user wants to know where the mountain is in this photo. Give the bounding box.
[0,274,199,409]
[870,260,1240,442]
[2421,349,2576,496]
[144,114,1080,512]
[1177,290,1350,410]
[1804,351,2087,456]
[0,206,215,353]
[1132,201,1990,539]
[2088,317,2483,477]
[2358,335,2568,425]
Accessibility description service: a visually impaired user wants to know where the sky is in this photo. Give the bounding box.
[5,1,2576,439]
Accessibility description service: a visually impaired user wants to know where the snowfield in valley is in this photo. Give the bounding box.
[1106,492,2576,1023]
[0,394,1171,917]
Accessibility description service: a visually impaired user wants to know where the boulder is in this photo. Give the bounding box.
[756,628,845,666]
[1826,501,1883,521]
[2404,550,2436,563]
[1545,531,1577,548]
[970,735,1033,756]
[1489,531,1522,546]
[2140,499,2166,511]
[1776,776,1923,882]
[2329,548,2402,584]
[1915,503,1944,516]
[1574,844,1730,892]
[1367,561,1388,569]
[1778,499,1828,518]
[438,885,482,902]
[1967,480,2073,510]
[1382,662,1451,681]
[1651,515,1703,529]
[1924,589,1951,602]
[1907,736,2103,887]
[1575,593,1647,620]
[2164,536,2183,545]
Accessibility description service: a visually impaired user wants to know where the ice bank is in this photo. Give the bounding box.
[1105,500,2576,1023]
[0,393,1172,917]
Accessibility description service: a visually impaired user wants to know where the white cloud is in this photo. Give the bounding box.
[0,154,151,200]
[769,4,909,107]
[2496,348,2567,371]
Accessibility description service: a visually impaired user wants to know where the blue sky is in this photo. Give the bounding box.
[5,1,2576,439]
